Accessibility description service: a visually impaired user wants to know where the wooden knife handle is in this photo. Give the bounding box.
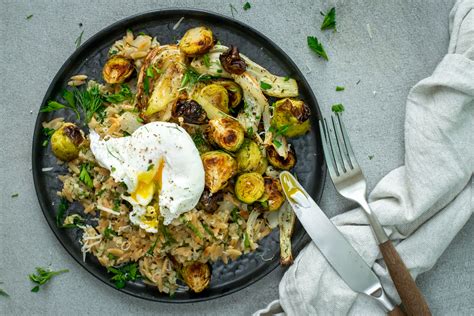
[387,305,405,316]
[379,240,431,316]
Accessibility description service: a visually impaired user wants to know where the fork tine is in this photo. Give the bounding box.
[318,119,338,178]
[336,114,359,169]
[323,117,343,176]
[331,115,352,172]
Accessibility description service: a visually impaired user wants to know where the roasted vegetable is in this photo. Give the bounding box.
[213,80,243,108]
[102,55,134,84]
[272,98,311,137]
[195,84,230,114]
[198,189,224,213]
[205,117,245,152]
[279,202,295,265]
[201,151,237,193]
[267,145,296,170]
[172,99,208,124]
[236,140,262,173]
[255,157,268,175]
[179,26,214,56]
[51,123,84,161]
[219,45,247,75]
[181,262,211,293]
[235,172,265,204]
[262,177,285,212]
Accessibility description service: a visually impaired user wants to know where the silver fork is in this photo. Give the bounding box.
[319,115,431,316]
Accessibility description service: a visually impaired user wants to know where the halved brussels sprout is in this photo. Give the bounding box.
[172,99,208,124]
[213,80,243,108]
[272,98,311,137]
[235,172,265,204]
[196,84,230,114]
[262,177,285,212]
[179,27,214,56]
[255,157,268,175]
[266,145,296,170]
[181,262,211,293]
[102,55,134,84]
[205,117,245,152]
[51,123,84,161]
[201,151,237,193]
[236,139,262,173]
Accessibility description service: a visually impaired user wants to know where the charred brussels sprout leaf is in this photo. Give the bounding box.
[51,123,84,161]
[181,262,211,293]
[266,144,296,170]
[102,55,134,84]
[271,98,311,137]
[179,27,214,56]
[236,139,262,173]
[201,151,237,193]
[219,45,247,75]
[205,117,245,152]
[235,172,265,204]
[172,99,208,124]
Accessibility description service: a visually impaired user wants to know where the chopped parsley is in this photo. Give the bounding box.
[243,231,251,248]
[143,76,150,96]
[79,163,93,188]
[331,103,345,113]
[230,207,242,223]
[42,127,56,147]
[104,84,133,104]
[103,226,118,240]
[336,86,345,91]
[146,65,155,78]
[272,139,282,148]
[61,214,85,228]
[11,193,19,198]
[26,14,33,20]
[75,85,105,123]
[147,236,159,255]
[180,67,213,89]
[243,2,251,10]
[203,53,211,68]
[247,127,254,136]
[284,76,290,81]
[136,117,144,123]
[55,198,69,227]
[321,7,336,30]
[147,164,154,171]
[29,267,69,292]
[200,222,215,239]
[260,81,272,90]
[107,263,140,289]
[307,36,328,61]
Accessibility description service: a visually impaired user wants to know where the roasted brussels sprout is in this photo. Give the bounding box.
[235,172,265,204]
[266,145,296,170]
[172,99,208,124]
[255,157,268,175]
[219,45,247,75]
[262,177,285,212]
[236,140,262,173]
[102,55,134,84]
[213,80,243,108]
[198,189,224,213]
[179,27,214,56]
[272,98,311,137]
[201,151,237,193]
[205,117,245,152]
[51,123,84,161]
[181,262,211,293]
[196,84,230,114]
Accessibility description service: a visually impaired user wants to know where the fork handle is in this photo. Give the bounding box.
[379,240,431,316]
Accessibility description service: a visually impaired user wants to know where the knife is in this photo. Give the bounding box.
[279,171,402,315]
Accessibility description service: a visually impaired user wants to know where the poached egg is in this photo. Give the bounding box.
[90,121,205,232]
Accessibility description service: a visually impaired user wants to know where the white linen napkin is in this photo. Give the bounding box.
[256,0,474,314]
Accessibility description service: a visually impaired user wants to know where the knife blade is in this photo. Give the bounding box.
[279,171,396,312]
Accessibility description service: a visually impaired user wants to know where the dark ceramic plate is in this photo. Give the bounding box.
[32,9,326,302]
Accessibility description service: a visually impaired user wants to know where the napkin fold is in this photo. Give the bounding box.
[257,0,474,314]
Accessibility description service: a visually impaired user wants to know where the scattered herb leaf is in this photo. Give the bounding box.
[203,53,211,68]
[307,36,328,60]
[180,67,213,89]
[79,163,93,188]
[260,81,272,90]
[26,14,33,20]
[368,155,374,160]
[107,263,140,289]
[29,267,69,292]
[147,237,159,255]
[75,85,105,123]
[11,193,19,198]
[284,76,290,81]
[321,7,336,30]
[56,198,69,227]
[147,164,154,171]
[331,103,345,113]
[243,231,251,248]
[103,226,118,240]
[272,139,282,148]
[243,2,251,10]
[230,207,242,223]
[61,214,85,228]
[104,84,133,104]
[42,127,56,147]
[247,127,254,136]
[75,30,84,48]
[336,86,345,91]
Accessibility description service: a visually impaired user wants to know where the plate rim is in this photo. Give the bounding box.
[32,7,327,303]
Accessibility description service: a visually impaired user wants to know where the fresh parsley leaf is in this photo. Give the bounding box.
[336,86,345,91]
[331,103,345,113]
[40,101,65,113]
[42,127,56,147]
[107,253,118,261]
[79,163,93,188]
[321,7,336,30]
[260,81,272,90]
[29,267,69,292]
[56,198,69,227]
[230,207,242,223]
[146,66,154,78]
[26,14,33,20]
[243,231,250,248]
[137,31,146,36]
[243,2,251,10]
[75,30,84,48]
[147,237,159,255]
[147,164,154,171]
[180,67,213,89]
[104,84,133,104]
[103,226,117,240]
[216,69,223,73]
[272,139,282,148]
[107,263,140,289]
[203,53,211,68]
[274,124,289,136]
[307,36,328,61]
[75,85,104,123]
[143,76,150,96]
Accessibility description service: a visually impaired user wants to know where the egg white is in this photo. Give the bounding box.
[90,122,205,231]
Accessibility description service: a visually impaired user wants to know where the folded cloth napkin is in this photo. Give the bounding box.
[256,0,474,315]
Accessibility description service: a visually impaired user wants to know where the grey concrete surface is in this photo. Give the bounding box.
[0,0,472,315]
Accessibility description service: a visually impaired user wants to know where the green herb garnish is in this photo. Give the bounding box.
[284,76,290,81]
[75,85,104,123]
[272,139,282,148]
[42,127,55,147]
[160,222,176,245]
[336,86,345,91]
[247,127,254,136]
[186,222,203,239]
[231,207,242,223]
[0,282,8,297]
[11,193,19,198]
[147,236,159,255]
[321,7,336,30]
[307,36,328,61]
[143,76,150,96]
[107,253,118,261]
[56,198,69,227]
[107,263,140,289]
[203,53,211,68]
[147,164,154,171]
[29,267,69,292]
[180,67,213,89]
[61,214,85,228]
[200,222,215,239]
[331,103,345,113]
[136,117,144,123]
[104,84,133,104]
[103,226,118,240]
[260,81,272,90]
[243,2,251,10]
[79,163,93,188]
[368,155,374,160]
[146,66,155,78]
[243,231,250,248]
[26,14,33,20]
[75,30,84,48]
